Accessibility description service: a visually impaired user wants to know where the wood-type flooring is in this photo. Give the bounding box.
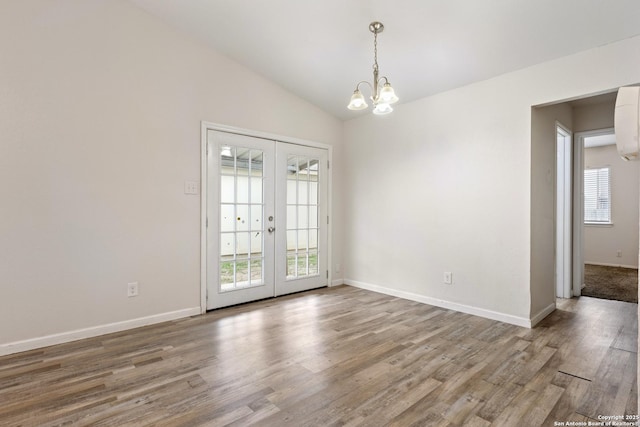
[0,285,637,426]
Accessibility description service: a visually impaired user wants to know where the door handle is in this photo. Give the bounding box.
[267,227,275,233]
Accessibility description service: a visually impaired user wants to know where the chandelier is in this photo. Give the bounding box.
[347,21,399,115]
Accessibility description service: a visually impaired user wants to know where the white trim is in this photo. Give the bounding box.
[200,121,334,310]
[530,303,556,327]
[331,279,344,287]
[200,122,209,314]
[573,130,585,298]
[200,121,332,150]
[344,279,534,328]
[556,121,573,299]
[327,146,333,290]
[585,261,639,269]
[0,307,201,357]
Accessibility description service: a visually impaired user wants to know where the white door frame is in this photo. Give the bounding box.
[556,122,573,298]
[199,121,333,313]
[572,130,584,298]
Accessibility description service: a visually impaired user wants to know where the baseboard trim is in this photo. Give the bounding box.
[344,279,533,328]
[0,307,201,357]
[331,279,344,287]
[585,262,638,269]
[530,302,556,327]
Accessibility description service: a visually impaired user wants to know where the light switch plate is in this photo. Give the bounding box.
[184,181,199,195]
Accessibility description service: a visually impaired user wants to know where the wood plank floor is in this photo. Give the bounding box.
[0,285,637,426]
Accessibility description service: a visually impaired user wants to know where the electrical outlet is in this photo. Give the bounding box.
[127,282,139,297]
[617,250,622,258]
[444,272,452,284]
[335,263,341,273]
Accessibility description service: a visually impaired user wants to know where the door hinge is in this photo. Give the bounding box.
[326,270,329,279]
[327,160,330,169]
[327,216,329,225]
[206,217,208,227]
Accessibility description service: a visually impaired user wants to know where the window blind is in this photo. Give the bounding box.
[584,167,610,223]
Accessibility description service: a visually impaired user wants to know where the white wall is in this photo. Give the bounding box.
[583,144,640,268]
[0,0,343,353]
[530,103,573,318]
[573,100,615,133]
[343,35,640,326]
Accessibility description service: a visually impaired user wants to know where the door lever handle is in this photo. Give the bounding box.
[267,227,275,233]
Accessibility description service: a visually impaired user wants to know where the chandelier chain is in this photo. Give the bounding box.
[373,30,379,72]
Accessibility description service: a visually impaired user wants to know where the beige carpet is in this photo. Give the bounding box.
[582,264,638,303]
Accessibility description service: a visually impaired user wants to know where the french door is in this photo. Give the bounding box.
[206,130,328,310]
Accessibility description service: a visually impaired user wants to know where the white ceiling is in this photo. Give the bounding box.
[128,0,640,120]
[584,134,616,148]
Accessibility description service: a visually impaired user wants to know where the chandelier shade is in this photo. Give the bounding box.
[347,89,368,110]
[373,103,393,115]
[347,21,398,115]
[379,83,399,104]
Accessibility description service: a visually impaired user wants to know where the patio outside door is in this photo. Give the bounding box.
[206,130,328,310]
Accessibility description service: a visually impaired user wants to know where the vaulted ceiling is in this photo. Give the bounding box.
[128,0,640,120]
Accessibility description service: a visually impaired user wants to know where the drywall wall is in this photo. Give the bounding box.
[573,99,615,132]
[530,103,573,319]
[0,0,343,352]
[343,34,640,325]
[583,144,639,267]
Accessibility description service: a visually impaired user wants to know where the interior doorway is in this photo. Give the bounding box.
[579,128,639,303]
[202,126,330,310]
[537,92,620,304]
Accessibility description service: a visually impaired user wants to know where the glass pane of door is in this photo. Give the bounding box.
[219,146,265,291]
[285,156,320,280]
[207,130,275,310]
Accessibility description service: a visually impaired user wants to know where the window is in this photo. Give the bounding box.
[584,167,611,223]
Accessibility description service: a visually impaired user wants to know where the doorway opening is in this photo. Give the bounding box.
[531,90,634,318]
[579,128,639,303]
